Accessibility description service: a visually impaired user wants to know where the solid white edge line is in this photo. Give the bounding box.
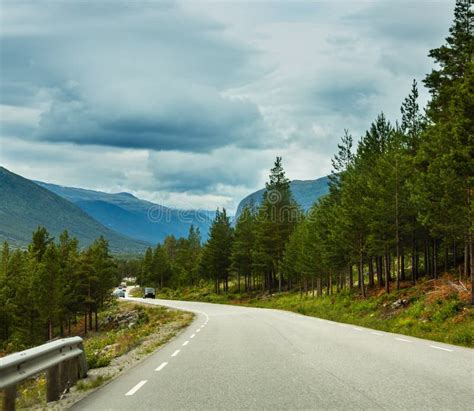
[371,332,383,336]
[183,340,189,346]
[395,337,412,343]
[430,345,453,352]
[171,349,180,357]
[353,327,363,331]
[125,380,148,396]
[155,362,168,371]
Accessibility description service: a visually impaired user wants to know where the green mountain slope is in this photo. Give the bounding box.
[0,167,148,253]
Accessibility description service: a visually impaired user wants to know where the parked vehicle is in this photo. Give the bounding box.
[143,287,156,299]
[112,289,125,298]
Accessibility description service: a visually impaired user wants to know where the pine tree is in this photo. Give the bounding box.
[231,207,256,292]
[253,157,300,293]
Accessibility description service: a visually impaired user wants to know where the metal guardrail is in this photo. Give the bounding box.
[0,337,88,411]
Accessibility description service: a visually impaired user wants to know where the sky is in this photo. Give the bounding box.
[0,0,454,212]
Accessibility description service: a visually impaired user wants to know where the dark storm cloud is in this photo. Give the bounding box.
[0,0,270,151]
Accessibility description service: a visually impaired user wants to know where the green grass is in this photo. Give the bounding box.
[155,276,473,348]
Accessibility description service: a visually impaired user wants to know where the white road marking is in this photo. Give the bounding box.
[190,334,196,338]
[396,337,412,343]
[353,327,363,331]
[155,362,168,371]
[430,345,453,352]
[125,380,148,396]
[371,331,383,336]
[196,329,201,333]
[337,323,348,327]
[182,340,189,346]
[171,349,180,357]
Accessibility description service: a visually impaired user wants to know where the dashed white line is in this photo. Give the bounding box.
[155,362,168,371]
[190,334,196,338]
[171,349,180,357]
[182,340,189,346]
[430,345,453,352]
[196,329,201,333]
[371,331,383,336]
[353,327,363,331]
[125,380,148,396]
[395,337,412,343]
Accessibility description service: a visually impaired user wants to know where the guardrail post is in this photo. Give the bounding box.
[3,384,16,411]
[46,364,60,402]
[69,357,79,386]
[59,359,70,395]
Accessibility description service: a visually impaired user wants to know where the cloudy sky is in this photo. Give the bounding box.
[0,0,454,212]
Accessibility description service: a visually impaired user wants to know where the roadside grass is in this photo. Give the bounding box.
[155,274,473,348]
[84,302,191,369]
[76,374,113,391]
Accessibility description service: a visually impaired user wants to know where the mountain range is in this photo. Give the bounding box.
[0,167,148,253]
[35,181,214,244]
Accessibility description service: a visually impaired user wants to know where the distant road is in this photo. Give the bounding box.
[72,298,473,410]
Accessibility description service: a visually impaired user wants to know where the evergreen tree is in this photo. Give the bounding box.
[253,157,300,292]
[231,207,256,292]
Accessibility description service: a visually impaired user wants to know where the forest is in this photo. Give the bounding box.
[0,1,472,353]
[135,1,473,302]
[0,228,118,351]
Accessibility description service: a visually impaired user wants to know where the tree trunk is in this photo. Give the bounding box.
[411,237,417,284]
[470,234,473,305]
[311,277,315,298]
[376,256,384,287]
[384,250,390,294]
[424,241,429,277]
[464,241,468,278]
[88,308,93,331]
[444,245,449,273]
[317,277,322,296]
[359,250,366,298]
[401,249,405,281]
[368,258,374,287]
[433,239,438,279]
[95,309,98,332]
[348,265,354,289]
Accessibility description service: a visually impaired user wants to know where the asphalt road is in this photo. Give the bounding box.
[72,297,473,410]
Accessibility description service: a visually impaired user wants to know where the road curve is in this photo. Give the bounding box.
[72,298,473,410]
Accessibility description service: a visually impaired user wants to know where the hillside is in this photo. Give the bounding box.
[235,175,330,218]
[35,181,213,243]
[0,167,148,253]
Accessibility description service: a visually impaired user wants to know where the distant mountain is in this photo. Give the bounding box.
[235,176,330,219]
[0,167,148,253]
[35,181,213,244]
